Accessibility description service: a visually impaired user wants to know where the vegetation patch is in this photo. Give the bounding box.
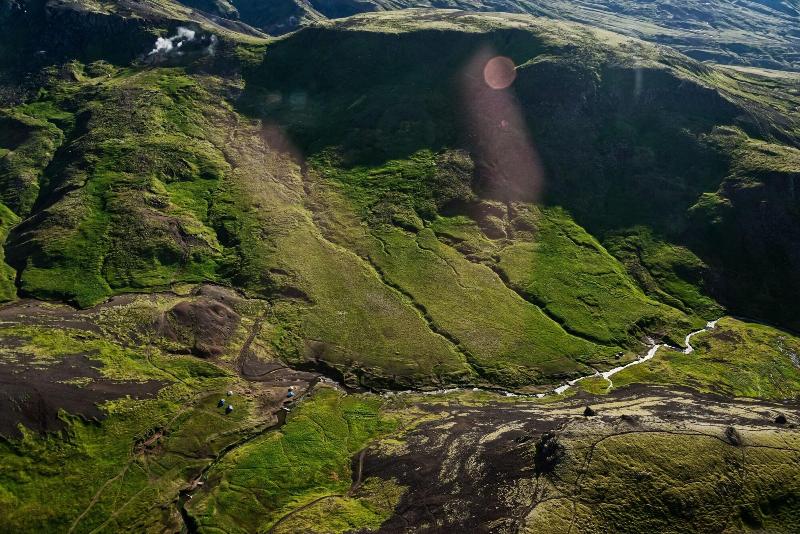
[186,387,400,533]
[0,201,18,301]
[497,207,700,346]
[7,68,229,307]
[528,430,800,533]
[0,319,257,532]
[613,317,800,400]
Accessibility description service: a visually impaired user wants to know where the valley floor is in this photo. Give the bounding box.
[0,287,798,533]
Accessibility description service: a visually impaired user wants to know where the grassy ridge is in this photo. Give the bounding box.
[210,116,474,387]
[373,226,606,383]
[5,67,229,306]
[0,107,65,216]
[604,227,723,318]
[0,201,18,301]
[239,12,799,333]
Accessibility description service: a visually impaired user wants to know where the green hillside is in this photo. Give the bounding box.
[0,5,799,533]
[1,8,799,385]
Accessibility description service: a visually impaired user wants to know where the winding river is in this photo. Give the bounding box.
[553,319,721,395]
[380,320,724,400]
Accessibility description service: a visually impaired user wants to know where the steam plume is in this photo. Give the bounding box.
[149,27,197,56]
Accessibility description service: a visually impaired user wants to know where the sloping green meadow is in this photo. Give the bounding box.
[0,323,248,532]
[613,317,800,400]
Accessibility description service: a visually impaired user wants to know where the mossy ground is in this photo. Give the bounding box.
[185,387,402,533]
[4,66,231,307]
[1,308,799,532]
[0,201,18,300]
[527,429,800,533]
[268,477,407,534]
[495,207,702,345]
[612,317,800,400]
[181,388,800,534]
[0,320,257,532]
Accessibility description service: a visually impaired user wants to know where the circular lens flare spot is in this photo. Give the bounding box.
[483,56,517,90]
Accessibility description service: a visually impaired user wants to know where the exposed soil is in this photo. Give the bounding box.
[363,387,800,533]
[0,299,102,333]
[0,351,164,438]
[367,408,564,533]
[0,286,326,441]
[157,297,241,357]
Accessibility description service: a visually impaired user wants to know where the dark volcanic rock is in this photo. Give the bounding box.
[0,352,164,438]
[159,297,241,357]
[533,430,565,475]
[359,404,568,533]
[725,426,742,445]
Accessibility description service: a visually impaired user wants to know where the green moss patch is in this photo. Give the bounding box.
[613,317,800,400]
[186,387,400,533]
[497,207,700,346]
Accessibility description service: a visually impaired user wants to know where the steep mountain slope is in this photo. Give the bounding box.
[223,0,800,70]
[2,9,799,389]
[239,10,800,330]
[1,8,800,533]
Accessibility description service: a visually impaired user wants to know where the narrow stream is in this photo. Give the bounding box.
[553,319,720,395]
[683,319,719,354]
[176,319,723,529]
[382,319,723,399]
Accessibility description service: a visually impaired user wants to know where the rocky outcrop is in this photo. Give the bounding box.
[159,297,241,357]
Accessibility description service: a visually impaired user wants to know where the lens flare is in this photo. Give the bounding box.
[483,56,517,90]
[461,48,544,203]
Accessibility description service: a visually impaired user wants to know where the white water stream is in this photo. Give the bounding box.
[682,319,719,354]
[381,319,722,399]
[553,319,721,395]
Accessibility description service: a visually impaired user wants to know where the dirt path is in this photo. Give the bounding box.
[68,463,133,534]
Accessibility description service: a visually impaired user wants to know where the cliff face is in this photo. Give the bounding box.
[220,0,800,69]
[693,150,800,330]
